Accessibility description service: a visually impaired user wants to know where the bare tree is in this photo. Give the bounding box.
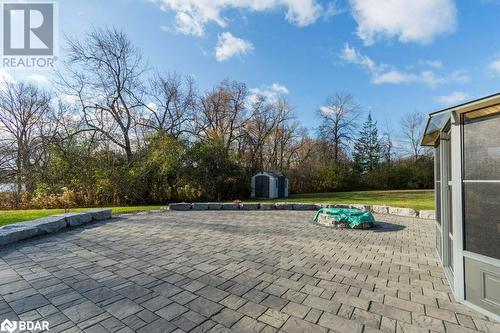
[400,111,425,161]
[58,27,145,163]
[240,95,272,171]
[196,80,248,150]
[318,93,361,162]
[380,120,395,166]
[139,72,197,137]
[240,95,290,171]
[0,142,15,184]
[0,81,52,201]
[265,98,303,171]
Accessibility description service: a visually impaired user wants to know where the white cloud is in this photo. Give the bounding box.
[372,70,415,84]
[146,102,158,111]
[62,95,80,105]
[283,0,323,26]
[215,32,253,62]
[0,69,14,83]
[249,83,289,104]
[0,69,14,91]
[268,82,289,94]
[320,105,342,116]
[437,91,470,105]
[341,43,468,87]
[340,43,376,71]
[419,59,443,69]
[419,69,468,86]
[29,74,49,85]
[324,1,344,19]
[175,12,204,36]
[349,0,457,45]
[151,0,323,36]
[489,59,500,76]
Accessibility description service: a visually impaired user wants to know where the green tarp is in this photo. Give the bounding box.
[313,208,376,229]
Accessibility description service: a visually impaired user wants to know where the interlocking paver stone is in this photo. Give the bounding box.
[187,296,223,317]
[281,316,328,333]
[259,294,288,310]
[171,315,198,331]
[137,318,177,333]
[191,319,217,333]
[197,286,229,302]
[351,307,381,329]
[182,310,207,324]
[212,308,244,327]
[62,301,104,324]
[281,301,310,319]
[370,302,412,323]
[9,293,49,314]
[84,287,119,304]
[0,211,496,332]
[302,294,341,314]
[101,316,127,332]
[105,298,143,319]
[117,284,151,300]
[220,294,247,310]
[232,316,266,333]
[318,311,364,333]
[170,290,198,305]
[141,295,173,312]
[238,301,267,319]
[257,308,289,328]
[156,302,188,320]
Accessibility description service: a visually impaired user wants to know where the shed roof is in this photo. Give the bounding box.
[421,92,500,146]
[253,171,286,178]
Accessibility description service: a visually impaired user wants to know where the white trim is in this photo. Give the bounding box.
[444,267,454,288]
[451,118,465,301]
[430,93,500,117]
[461,300,500,322]
[435,248,442,262]
[463,251,500,267]
[440,132,454,282]
[434,220,442,230]
[462,180,500,183]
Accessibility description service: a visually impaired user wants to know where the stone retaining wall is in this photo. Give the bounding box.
[169,202,436,220]
[0,209,112,247]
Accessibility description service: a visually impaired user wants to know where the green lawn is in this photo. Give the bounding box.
[253,189,434,211]
[1,190,433,227]
[0,206,163,227]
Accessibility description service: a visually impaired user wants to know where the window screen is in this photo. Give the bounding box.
[463,111,500,260]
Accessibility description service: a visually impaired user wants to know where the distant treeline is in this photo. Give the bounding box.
[0,28,433,210]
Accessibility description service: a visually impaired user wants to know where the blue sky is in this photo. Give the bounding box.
[9,0,500,132]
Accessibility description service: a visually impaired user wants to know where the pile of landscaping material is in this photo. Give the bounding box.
[312,207,376,229]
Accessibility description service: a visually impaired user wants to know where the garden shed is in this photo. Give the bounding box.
[251,172,288,199]
[422,92,500,320]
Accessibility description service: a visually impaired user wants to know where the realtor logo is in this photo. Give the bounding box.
[0,319,16,333]
[3,2,53,55]
[0,318,49,332]
[1,0,58,68]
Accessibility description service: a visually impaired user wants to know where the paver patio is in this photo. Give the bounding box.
[0,211,499,333]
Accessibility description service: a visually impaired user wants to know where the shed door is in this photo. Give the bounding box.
[278,176,286,197]
[255,175,269,198]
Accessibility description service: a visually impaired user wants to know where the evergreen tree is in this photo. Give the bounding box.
[353,113,381,173]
